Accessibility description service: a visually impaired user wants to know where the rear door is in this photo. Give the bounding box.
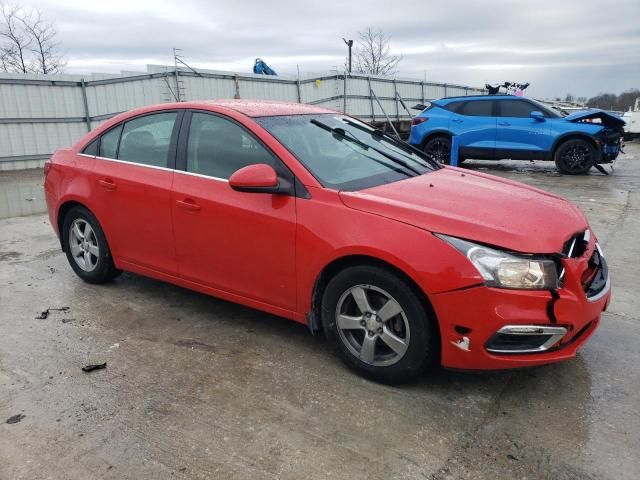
[449,100,497,159]
[171,111,297,310]
[91,111,181,274]
[495,99,551,159]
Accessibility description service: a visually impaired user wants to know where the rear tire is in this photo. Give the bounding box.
[423,135,452,165]
[62,206,121,284]
[554,139,595,175]
[321,265,438,384]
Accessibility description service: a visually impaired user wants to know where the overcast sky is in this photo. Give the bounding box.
[27,0,640,99]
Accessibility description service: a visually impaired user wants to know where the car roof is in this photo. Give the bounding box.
[436,95,517,104]
[193,99,336,117]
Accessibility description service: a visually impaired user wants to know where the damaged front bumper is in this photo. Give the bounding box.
[430,233,611,371]
[595,130,624,163]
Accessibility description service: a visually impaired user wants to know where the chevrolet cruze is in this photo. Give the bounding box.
[44,100,611,383]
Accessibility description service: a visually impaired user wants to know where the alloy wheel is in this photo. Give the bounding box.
[425,138,451,164]
[559,144,592,173]
[335,284,410,366]
[68,219,99,272]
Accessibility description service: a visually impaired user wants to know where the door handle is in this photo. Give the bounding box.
[498,122,511,126]
[452,119,464,123]
[98,178,117,191]
[176,199,201,211]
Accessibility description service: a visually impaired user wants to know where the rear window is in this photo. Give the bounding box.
[99,125,122,159]
[443,101,463,113]
[82,139,98,156]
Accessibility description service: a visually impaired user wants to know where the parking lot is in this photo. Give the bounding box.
[1,144,639,479]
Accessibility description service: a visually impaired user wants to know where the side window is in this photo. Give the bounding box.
[118,112,178,167]
[499,100,538,118]
[82,138,98,156]
[443,101,463,113]
[459,100,493,117]
[186,112,275,179]
[99,125,122,159]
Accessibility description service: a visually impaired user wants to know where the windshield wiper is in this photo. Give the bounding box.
[310,119,422,176]
[341,118,441,169]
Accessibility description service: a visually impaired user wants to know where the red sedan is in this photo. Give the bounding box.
[44,100,611,383]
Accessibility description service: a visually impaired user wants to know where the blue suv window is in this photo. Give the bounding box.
[498,100,539,118]
[443,101,463,113]
[458,100,494,117]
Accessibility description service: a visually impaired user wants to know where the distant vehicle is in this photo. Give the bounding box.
[45,100,610,383]
[623,97,640,140]
[409,95,625,174]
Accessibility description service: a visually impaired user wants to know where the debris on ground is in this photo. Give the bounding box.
[6,414,26,424]
[35,307,70,319]
[81,362,107,373]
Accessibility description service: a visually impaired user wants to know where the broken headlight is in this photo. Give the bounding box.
[437,234,559,290]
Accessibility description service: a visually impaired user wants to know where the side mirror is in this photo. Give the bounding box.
[229,164,280,194]
[530,111,545,122]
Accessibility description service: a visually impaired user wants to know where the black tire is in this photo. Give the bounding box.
[62,206,121,284]
[423,135,452,165]
[321,265,438,384]
[554,139,595,175]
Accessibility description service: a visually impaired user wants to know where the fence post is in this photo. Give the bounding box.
[392,78,400,122]
[421,81,425,105]
[444,84,448,97]
[174,69,181,102]
[368,76,375,122]
[342,73,347,114]
[80,79,91,132]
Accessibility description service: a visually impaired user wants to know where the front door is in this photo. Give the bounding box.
[171,111,297,310]
[495,99,551,159]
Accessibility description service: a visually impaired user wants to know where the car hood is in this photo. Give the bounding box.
[339,167,587,253]
[563,109,626,129]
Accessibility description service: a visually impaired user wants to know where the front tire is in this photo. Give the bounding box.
[321,265,438,384]
[554,139,595,174]
[62,206,121,284]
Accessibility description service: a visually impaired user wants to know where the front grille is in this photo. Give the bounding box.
[583,245,608,299]
[562,230,589,259]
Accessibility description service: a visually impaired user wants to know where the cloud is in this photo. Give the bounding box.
[27,0,640,98]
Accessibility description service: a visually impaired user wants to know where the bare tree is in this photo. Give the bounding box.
[351,27,402,76]
[0,3,65,74]
[20,8,65,74]
[0,2,31,73]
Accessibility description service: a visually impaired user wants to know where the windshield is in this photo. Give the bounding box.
[255,114,439,191]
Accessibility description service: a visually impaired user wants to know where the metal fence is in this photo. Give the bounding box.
[0,66,484,170]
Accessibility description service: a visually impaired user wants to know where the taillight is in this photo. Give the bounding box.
[411,117,428,126]
[44,159,52,175]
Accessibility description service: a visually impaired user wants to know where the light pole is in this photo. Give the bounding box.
[343,38,353,74]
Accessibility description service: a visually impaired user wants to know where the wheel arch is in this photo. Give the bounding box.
[56,200,97,252]
[420,130,452,149]
[550,132,600,160]
[309,254,440,345]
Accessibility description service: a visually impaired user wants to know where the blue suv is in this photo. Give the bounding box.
[408,95,625,174]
